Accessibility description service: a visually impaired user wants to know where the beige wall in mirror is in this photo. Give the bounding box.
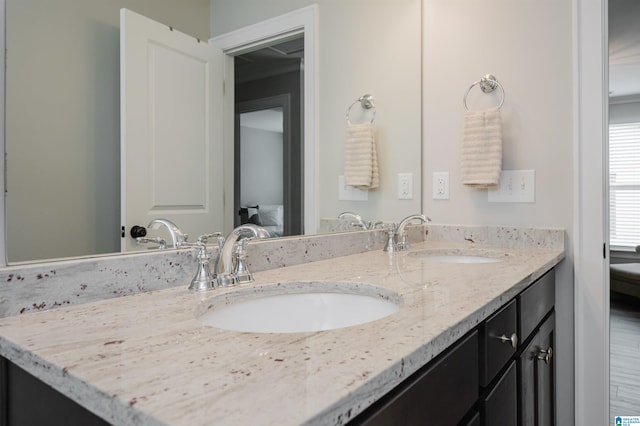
[4,0,422,264]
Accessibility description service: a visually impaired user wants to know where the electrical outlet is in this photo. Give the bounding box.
[398,173,413,199]
[488,170,535,203]
[432,172,450,200]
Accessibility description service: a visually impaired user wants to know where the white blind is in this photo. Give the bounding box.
[609,122,640,249]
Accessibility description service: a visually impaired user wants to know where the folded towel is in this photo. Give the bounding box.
[344,122,379,190]
[461,108,503,187]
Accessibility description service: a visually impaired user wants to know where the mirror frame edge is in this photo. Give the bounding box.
[1,0,7,268]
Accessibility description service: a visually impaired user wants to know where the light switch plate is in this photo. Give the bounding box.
[488,170,535,203]
[338,175,368,201]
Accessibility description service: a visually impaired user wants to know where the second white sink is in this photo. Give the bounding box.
[198,282,401,333]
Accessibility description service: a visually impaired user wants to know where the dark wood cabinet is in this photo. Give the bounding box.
[462,412,481,426]
[0,357,109,426]
[518,312,555,426]
[479,300,518,387]
[352,331,479,426]
[481,361,518,425]
[352,268,556,426]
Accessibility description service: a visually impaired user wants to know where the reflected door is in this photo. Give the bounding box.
[235,94,302,236]
[120,9,224,251]
[238,108,284,236]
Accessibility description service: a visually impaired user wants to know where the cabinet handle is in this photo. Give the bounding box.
[497,333,518,349]
[537,346,553,365]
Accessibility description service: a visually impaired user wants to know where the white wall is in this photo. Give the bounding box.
[422,0,575,424]
[240,126,284,206]
[211,0,423,226]
[5,0,210,263]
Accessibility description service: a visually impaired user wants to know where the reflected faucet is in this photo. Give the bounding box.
[338,211,369,230]
[147,218,188,248]
[216,224,271,287]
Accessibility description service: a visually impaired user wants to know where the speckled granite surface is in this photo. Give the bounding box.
[0,230,387,318]
[0,227,565,426]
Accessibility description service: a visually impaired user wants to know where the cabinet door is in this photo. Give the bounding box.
[352,331,479,426]
[2,357,109,426]
[518,312,555,426]
[462,411,481,426]
[481,360,517,425]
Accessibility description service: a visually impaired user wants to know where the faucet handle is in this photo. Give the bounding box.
[135,236,167,250]
[187,244,216,292]
[197,232,222,244]
[233,239,254,284]
[382,223,398,252]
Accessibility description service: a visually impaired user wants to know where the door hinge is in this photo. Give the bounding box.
[603,242,607,259]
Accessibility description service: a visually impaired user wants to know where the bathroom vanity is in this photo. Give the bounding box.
[0,230,564,425]
[351,269,555,425]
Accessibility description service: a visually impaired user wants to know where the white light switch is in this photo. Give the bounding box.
[488,170,535,203]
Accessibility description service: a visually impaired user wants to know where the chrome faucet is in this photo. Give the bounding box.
[338,211,368,229]
[395,214,431,251]
[147,218,188,248]
[216,224,270,287]
[338,211,385,230]
[382,214,431,252]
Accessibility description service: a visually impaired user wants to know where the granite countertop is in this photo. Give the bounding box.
[0,240,564,426]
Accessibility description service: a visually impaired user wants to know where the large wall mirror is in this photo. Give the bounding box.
[3,0,422,264]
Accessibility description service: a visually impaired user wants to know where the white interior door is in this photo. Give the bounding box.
[120,9,224,251]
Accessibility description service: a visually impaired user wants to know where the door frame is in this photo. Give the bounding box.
[210,5,318,235]
[574,0,610,424]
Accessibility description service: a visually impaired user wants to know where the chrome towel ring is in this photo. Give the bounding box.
[346,94,376,124]
[463,74,505,111]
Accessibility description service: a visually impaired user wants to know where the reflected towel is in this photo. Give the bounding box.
[461,108,503,187]
[344,122,379,189]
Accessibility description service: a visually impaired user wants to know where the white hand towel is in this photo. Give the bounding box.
[461,108,503,187]
[344,122,379,189]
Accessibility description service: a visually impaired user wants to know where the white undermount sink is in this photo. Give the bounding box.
[198,281,401,333]
[407,248,503,264]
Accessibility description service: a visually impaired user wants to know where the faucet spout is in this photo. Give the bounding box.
[216,224,270,287]
[338,211,368,229]
[147,218,188,248]
[395,214,431,251]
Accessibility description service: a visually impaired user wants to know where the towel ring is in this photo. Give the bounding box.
[463,75,505,111]
[346,94,376,125]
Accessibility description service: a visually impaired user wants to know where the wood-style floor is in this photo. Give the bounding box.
[610,291,640,420]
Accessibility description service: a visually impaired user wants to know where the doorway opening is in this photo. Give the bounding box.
[608,0,640,419]
[233,37,304,236]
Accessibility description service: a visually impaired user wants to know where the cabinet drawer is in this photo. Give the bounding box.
[352,331,478,426]
[480,300,517,387]
[518,269,555,341]
[481,360,517,425]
